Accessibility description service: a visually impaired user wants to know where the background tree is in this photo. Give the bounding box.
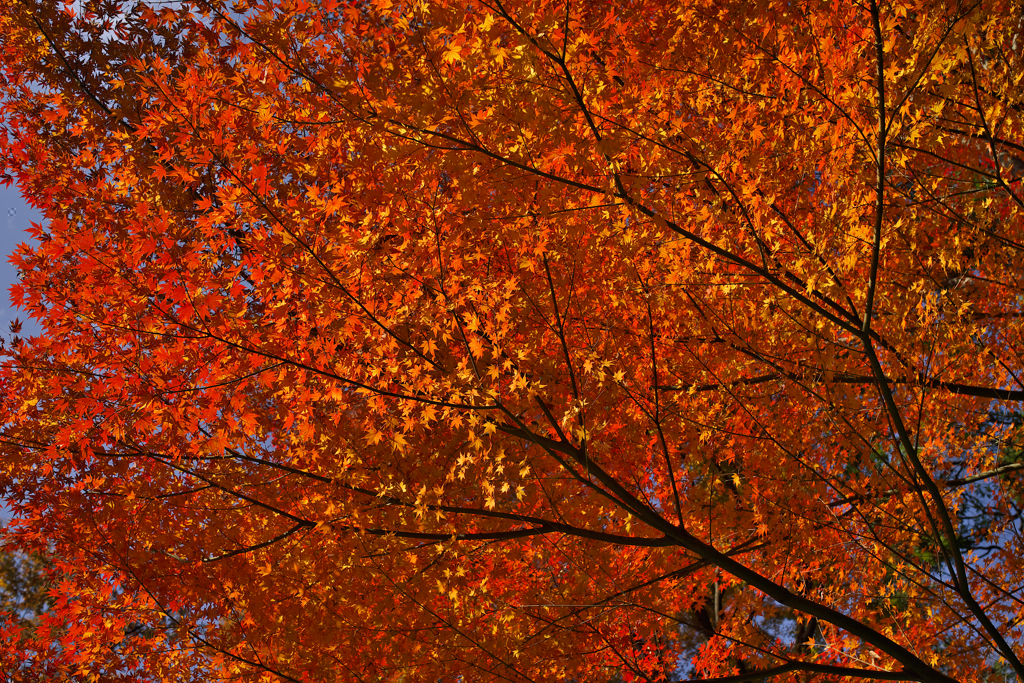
[0,547,50,623]
[0,0,1023,681]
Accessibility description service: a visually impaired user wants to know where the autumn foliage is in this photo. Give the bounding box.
[0,0,1023,680]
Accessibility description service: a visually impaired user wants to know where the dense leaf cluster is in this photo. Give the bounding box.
[0,0,1023,681]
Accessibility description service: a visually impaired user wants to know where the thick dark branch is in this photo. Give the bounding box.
[864,0,887,339]
[675,661,919,682]
[657,372,1024,402]
[350,524,674,546]
[138,447,678,550]
[203,522,309,563]
[829,462,1024,507]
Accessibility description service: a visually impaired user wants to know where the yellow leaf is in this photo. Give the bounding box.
[443,44,463,64]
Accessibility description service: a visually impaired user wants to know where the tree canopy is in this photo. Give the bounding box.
[1,0,1023,680]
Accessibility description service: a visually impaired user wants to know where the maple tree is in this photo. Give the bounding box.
[0,0,1023,680]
